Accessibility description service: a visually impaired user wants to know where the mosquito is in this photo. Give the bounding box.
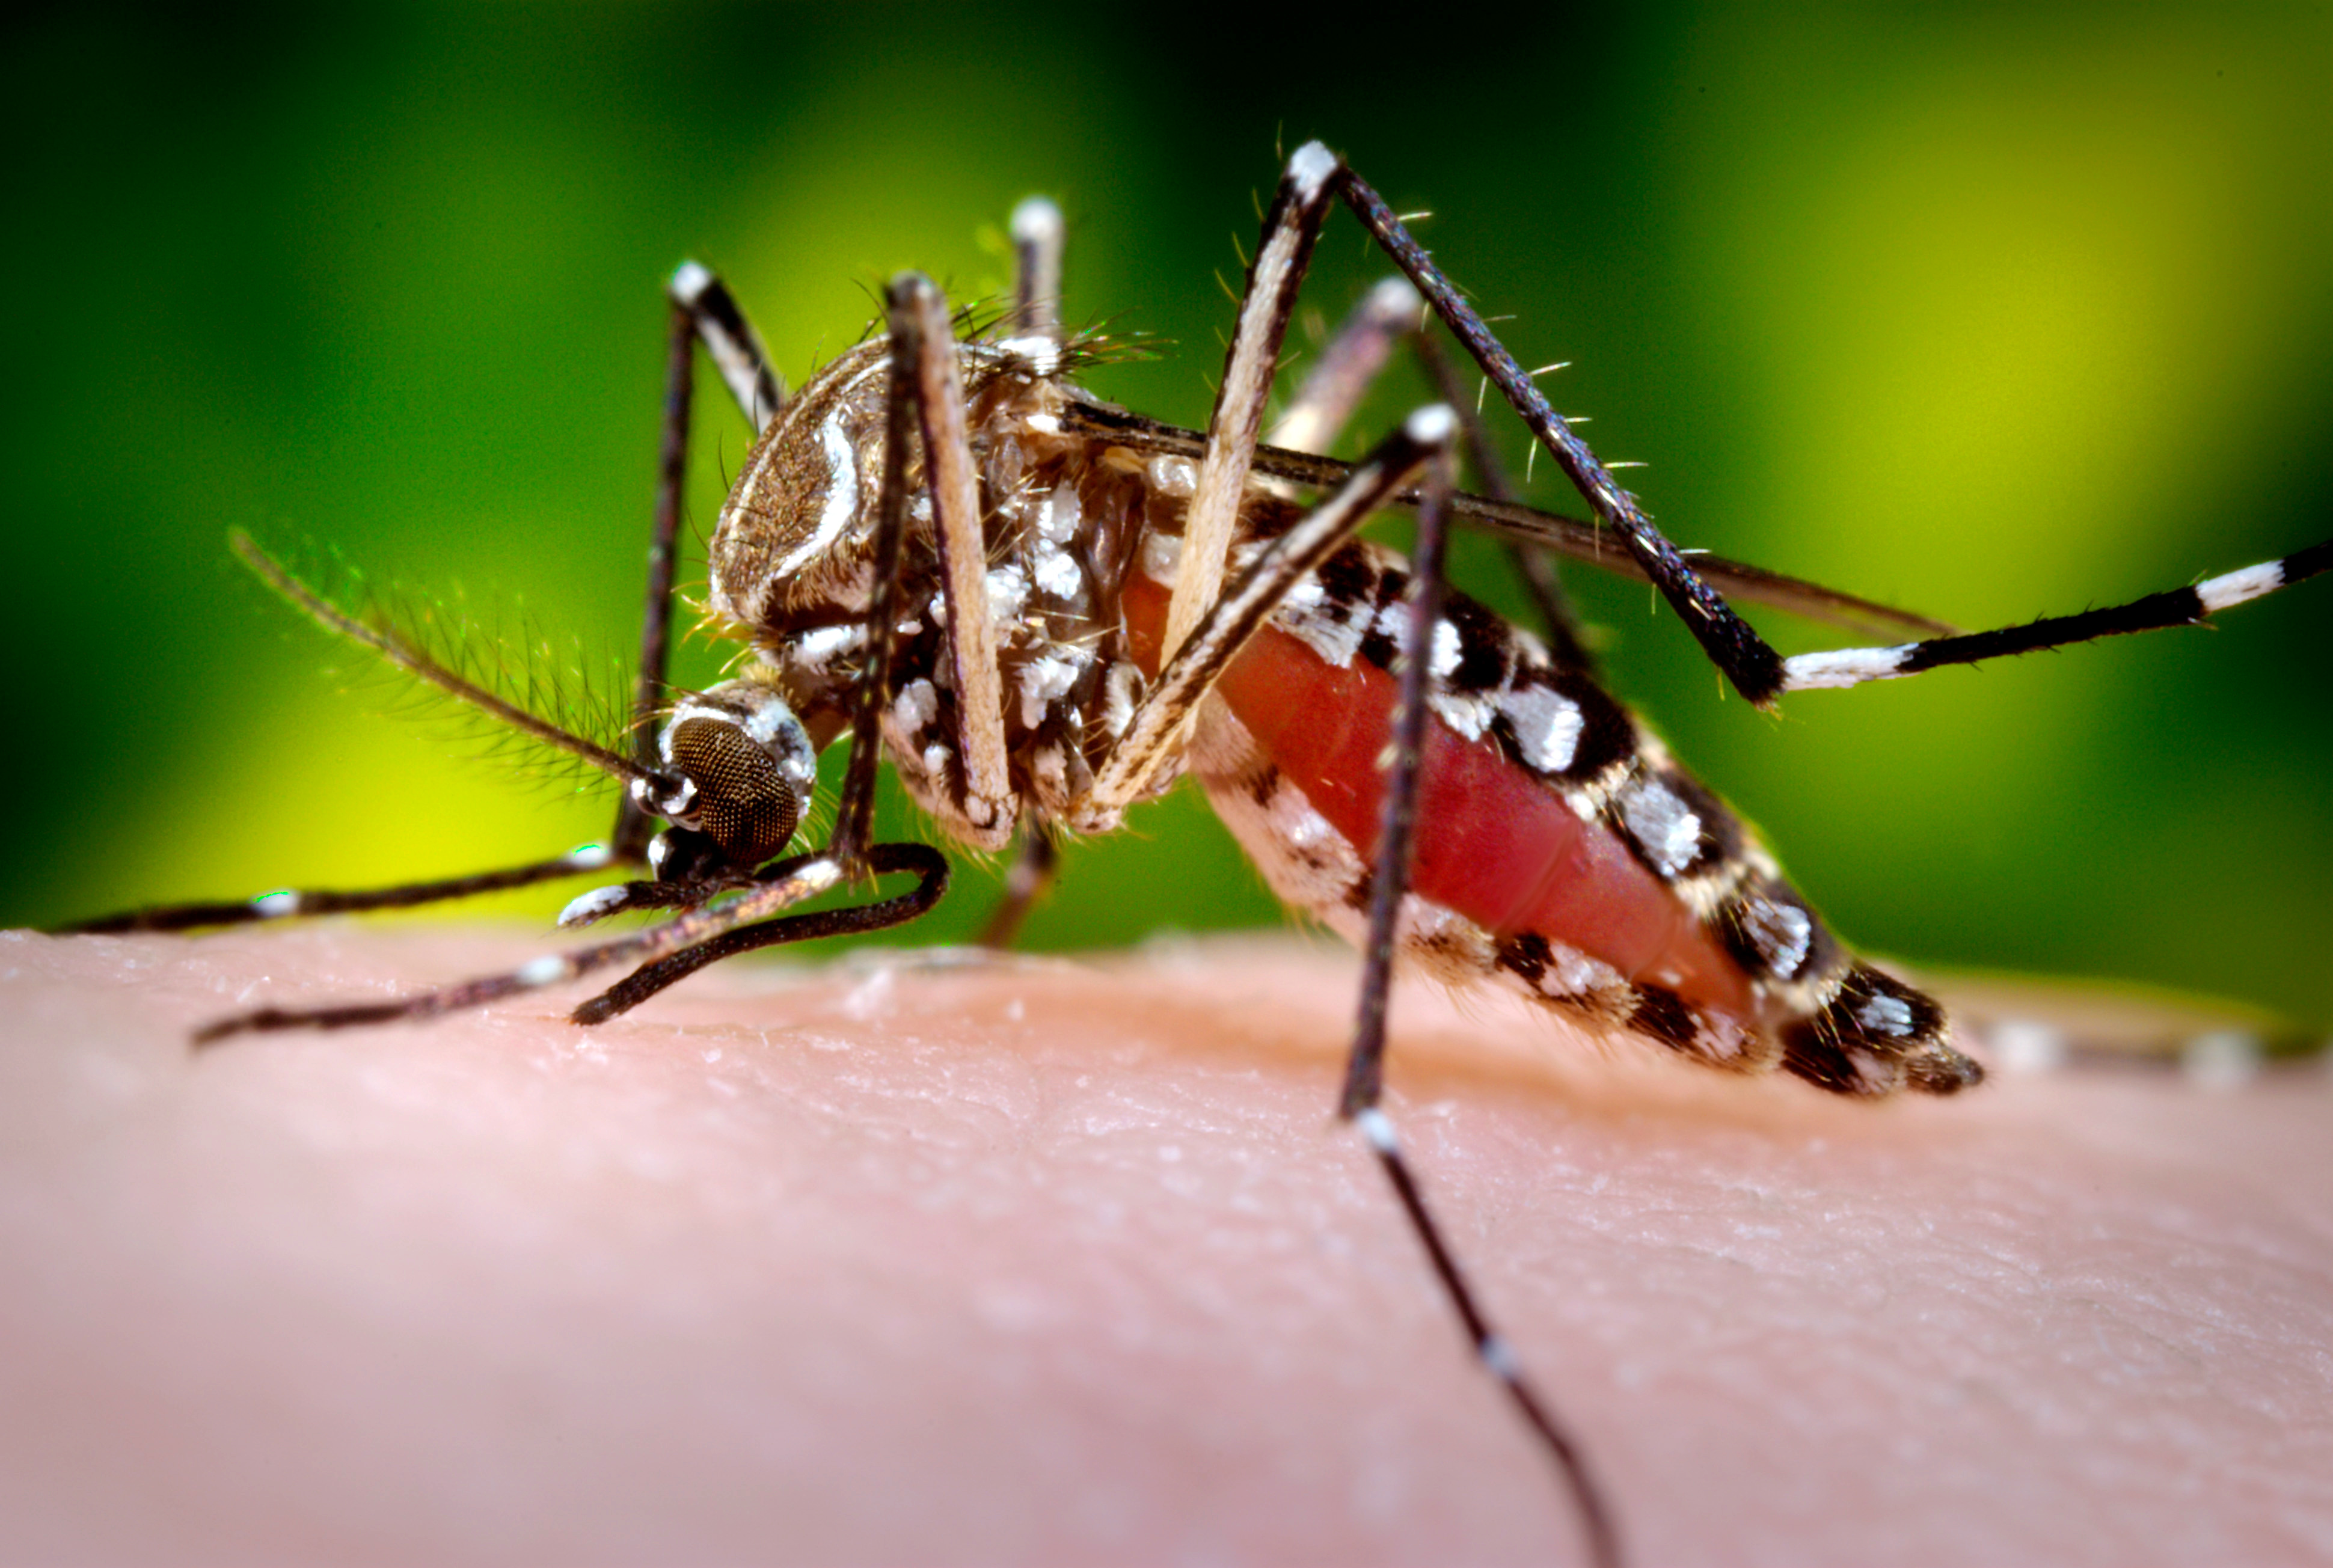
[57,142,2329,1568]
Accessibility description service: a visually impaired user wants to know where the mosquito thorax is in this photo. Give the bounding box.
[705,336,1079,640]
[699,329,1166,850]
[630,680,817,873]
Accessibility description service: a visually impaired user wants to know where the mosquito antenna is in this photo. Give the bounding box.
[231,531,661,788]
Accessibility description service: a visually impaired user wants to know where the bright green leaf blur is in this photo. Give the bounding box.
[7,3,2328,1025]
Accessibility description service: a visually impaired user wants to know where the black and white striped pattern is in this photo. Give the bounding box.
[1196,533,1984,1098]
[1783,541,2330,693]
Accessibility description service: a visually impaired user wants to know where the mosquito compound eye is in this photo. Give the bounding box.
[656,681,818,869]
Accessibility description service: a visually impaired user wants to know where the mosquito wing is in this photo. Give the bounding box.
[1056,399,1958,643]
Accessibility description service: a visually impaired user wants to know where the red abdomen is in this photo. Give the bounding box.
[1123,568,1755,1020]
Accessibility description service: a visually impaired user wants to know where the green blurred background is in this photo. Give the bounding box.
[7,3,2329,1026]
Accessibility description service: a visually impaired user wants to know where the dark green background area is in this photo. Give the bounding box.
[7,3,2329,1027]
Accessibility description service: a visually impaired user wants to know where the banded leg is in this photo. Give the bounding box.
[191,843,945,1044]
[1052,399,1956,640]
[1161,143,1345,675]
[1778,537,2333,691]
[959,204,1071,949]
[1098,151,1626,1558]
[1344,449,1622,1568]
[1321,153,2333,703]
[52,850,620,935]
[667,260,786,435]
[570,842,948,1023]
[1153,139,1781,704]
[1090,405,1627,1565]
[1325,153,1788,706]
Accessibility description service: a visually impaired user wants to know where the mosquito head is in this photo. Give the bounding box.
[630,679,818,872]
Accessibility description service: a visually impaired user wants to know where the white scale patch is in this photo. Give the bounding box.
[1363,601,1464,678]
[1030,541,1083,599]
[771,415,860,579]
[892,678,939,736]
[1712,1015,1761,1064]
[1499,682,1583,775]
[1393,900,1497,987]
[1289,141,1340,199]
[1619,778,1703,876]
[992,334,1060,377]
[1783,643,1914,691]
[1428,688,1495,741]
[986,563,1030,624]
[1855,993,1916,1038]
[1430,615,1464,679]
[1147,456,1197,498]
[515,955,569,989]
[1536,942,1623,999]
[2197,561,2284,613]
[793,623,862,673]
[1038,482,1081,542]
[1262,779,1351,865]
[1741,895,1812,976]
[1017,652,1080,730]
[1032,743,1069,799]
[1275,574,1369,668]
[557,885,628,928]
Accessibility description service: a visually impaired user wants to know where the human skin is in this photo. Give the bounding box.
[3,924,2329,1566]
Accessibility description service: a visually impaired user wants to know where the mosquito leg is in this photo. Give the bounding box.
[667,260,785,435]
[1268,275,1424,456]
[1778,537,2332,691]
[827,277,938,868]
[570,842,948,1023]
[1184,258,1597,663]
[1341,446,1624,1568]
[1009,197,1064,342]
[1356,1106,1622,1568]
[976,821,1059,949]
[1089,408,1456,811]
[613,263,788,860]
[1331,159,1787,707]
[876,273,1013,848]
[1410,329,1598,672]
[1163,144,1346,672]
[53,849,622,934]
[190,846,857,1044]
[613,290,704,857]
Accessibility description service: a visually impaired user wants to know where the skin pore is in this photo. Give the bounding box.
[4,923,2328,1566]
